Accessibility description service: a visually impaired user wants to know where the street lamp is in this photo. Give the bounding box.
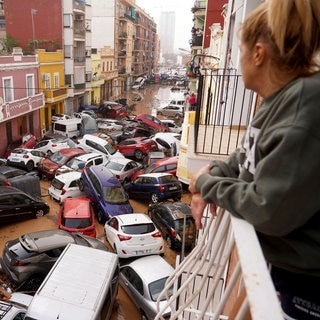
[31,9,37,52]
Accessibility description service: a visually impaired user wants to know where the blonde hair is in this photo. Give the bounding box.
[241,0,320,76]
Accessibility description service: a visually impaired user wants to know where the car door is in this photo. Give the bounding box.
[105,217,119,247]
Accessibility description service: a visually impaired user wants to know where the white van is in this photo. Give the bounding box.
[53,118,83,138]
[24,243,119,320]
[77,134,124,159]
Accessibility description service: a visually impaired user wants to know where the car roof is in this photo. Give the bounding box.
[62,198,91,218]
[139,172,174,178]
[73,152,103,161]
[57,148,85,156]
[19,229,76,252]
[157,201,193,218]
[0,165,26,174]
[53,171,82,182]
[123,255,174,284]
[86,165,119,184]
[0,185,25,195]
[106,158,135,165]
[152,156,178,166]
[115,213,152,225]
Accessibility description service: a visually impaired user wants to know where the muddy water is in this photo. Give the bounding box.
[0,84,192,320]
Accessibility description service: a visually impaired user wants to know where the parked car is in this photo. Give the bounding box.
[119,255,173,320]
[0,165,38,186]
[55,152,107,175]
[48,171,85,203]
[148,201,197,251]
[0,185,49,225]
[104,213,164,258]
[77,134,124,159]
[97,101,128,119]
[6,148,46,172]
[58,197,96,238]
[4,134,37,159]
[160,119,183,134]
[134,114,169,132]
[96,118,124,131]
[157,104,184,119]
[51,113,71,122]
[131,77,146,89]
[131,156,179,181]
[38,148,86,179]
[117,126,154,143]
[0,292,33,320]
[116,137,158,160]
[104,157,143,184]
[124,172,183,203]
[34,137,76,155]
[0,229,108,291]
[150,132,181,156]
[79,165,133,223]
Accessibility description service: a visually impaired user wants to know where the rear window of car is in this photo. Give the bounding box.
[159,175,176,183]
[62,217,92,229]
[121,223,155,235]
[51,178,65,190]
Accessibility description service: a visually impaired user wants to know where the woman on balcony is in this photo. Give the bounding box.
[189,1,320,319]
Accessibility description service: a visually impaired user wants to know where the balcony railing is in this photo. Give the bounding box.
[155,208,283,319]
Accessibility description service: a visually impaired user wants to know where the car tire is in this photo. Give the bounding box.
[151,193,159,203]
[140,310,148,320]
[23,274,44,292]
[35,209,44,218]
[79,179,84,191]
[134,149,144,160]
[97,209,106,224]
[166,236,173,249]
[26,160,34,172]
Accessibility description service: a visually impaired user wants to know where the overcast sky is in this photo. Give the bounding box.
[136,0,194,52]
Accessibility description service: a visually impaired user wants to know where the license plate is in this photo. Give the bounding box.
[135,249,151,255]
[169,186,177,190]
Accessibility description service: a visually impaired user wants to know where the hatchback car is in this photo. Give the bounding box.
[104,158,143,184]
[7,148,46,172]
[98,102,128,119]
[116,137,158,160]
[104,213,164,258]
[4,134,37,159]
[34,137,76,155]
[58,197,96,238]
[117,126,154,143]
[124,172,183,203]
[134,114,169,132]
[48,171,85,203]
[148,201,197,250]
[79,165,133,223]
[119,255,173,320]
[0,186,50,225]
[0,229,108,291]
[157,104,184,119]
[38,147,86,179]
[51,113,71,122]
[160,119,183,134]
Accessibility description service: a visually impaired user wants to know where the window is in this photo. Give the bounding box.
[42,73,50,89]
[26,74,35,96]
[3,77,13,102]
[63,14,71,28]
[54,73,59,89]
[64,45,72,58]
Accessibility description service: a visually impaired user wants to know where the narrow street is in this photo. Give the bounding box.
[0,83,192,320]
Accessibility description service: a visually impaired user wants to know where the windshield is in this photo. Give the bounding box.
[49,152,68,165]
[104,186,128,203]
[65,157,84,170]
[105,161,124,171]
[105,143,117,155]
[149,277,173,301]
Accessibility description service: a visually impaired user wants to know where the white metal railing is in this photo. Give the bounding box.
[155,207,284,320]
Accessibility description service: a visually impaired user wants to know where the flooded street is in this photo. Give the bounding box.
[0,83,192,320]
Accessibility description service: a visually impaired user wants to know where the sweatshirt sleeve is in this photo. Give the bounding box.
[196,125,320,237]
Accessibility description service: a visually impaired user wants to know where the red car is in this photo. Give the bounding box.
[58,197,96,238]
[4,133,37,158]
[131,155,179,180]
[134,113,169,132]
[38,148,86,179]
[116,137,158,160]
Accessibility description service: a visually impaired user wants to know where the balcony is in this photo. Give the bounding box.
[43,86,68,103]
[155,208,283,319]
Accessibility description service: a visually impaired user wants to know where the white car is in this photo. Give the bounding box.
[160,119,182,134]
[104,213,164,258]
[0,292,33,320]
[157,104,184,119]
[7,148,46,172]
[150,132,181,156]
[103,157,143,184]
[56,152,108,175]
[48,171,85,202]
[51,113,71,122]
[119,255,173,319]
[96,118,123,131]
[34,138,76,155]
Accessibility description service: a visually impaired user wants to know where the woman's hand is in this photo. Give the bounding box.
[189,164,211,194]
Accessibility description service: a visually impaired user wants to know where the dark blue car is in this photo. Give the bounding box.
[79,165,133,223]
[124,172,183,203]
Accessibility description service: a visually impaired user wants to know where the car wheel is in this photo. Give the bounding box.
[140,310,148,320]
[151,193,159,203]
[35,209,44,218]
[26,160,34,172]
[166,236,173,249]
[78,179,84,191]
[97,209,106,224]
[134,149,144,160]
[23,274,44,292]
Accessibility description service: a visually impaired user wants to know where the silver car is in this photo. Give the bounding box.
[119,255,174,320]
[0,229,108,292]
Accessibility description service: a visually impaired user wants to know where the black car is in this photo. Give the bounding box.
[0,186,50,225]
[148,201,197,250]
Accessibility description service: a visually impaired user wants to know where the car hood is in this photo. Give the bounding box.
[102,201,133,216]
